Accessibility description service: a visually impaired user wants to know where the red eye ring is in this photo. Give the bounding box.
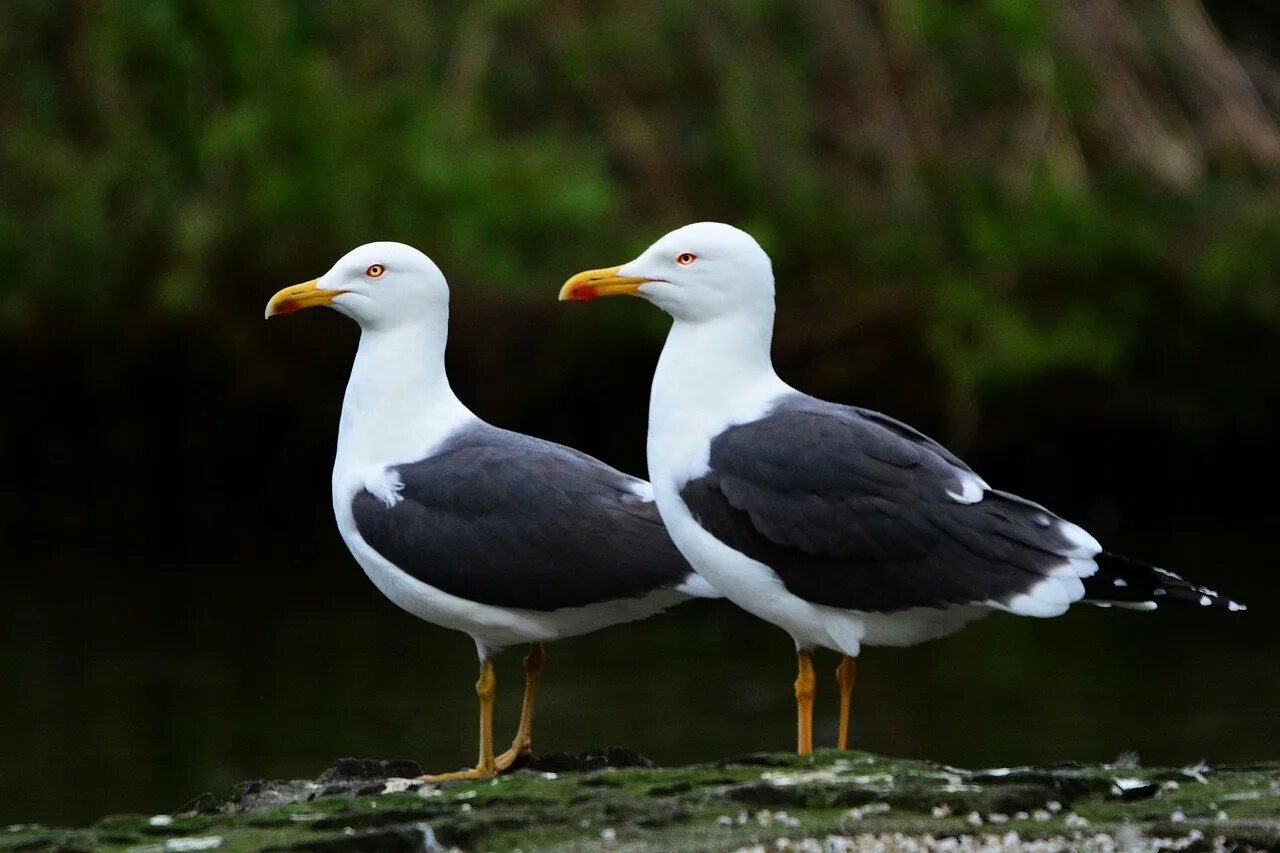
[676,252,697,266]
[366,264,386,278]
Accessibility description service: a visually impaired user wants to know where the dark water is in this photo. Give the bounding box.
[3,525,1274,827]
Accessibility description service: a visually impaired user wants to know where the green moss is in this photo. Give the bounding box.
[4,754,1278,851]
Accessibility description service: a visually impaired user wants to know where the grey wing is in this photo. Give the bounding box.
[352,425,695,612]
[679,395,1099,614]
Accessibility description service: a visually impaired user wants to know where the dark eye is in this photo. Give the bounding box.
[676,252,697,266]
[365,264,386,278]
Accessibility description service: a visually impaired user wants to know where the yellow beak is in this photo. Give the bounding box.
[263,279,342,318]
[558,266,651,302]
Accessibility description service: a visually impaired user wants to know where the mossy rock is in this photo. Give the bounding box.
[4,751,1278,851]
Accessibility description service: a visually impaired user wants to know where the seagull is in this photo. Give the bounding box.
[265,242,714,781]
[560,222,1247,755]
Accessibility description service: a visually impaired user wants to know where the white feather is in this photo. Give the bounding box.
[1057,520,1102,556]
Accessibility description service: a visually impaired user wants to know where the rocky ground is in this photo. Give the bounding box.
[4,750,1279,852]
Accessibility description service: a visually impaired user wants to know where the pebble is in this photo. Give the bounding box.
[165,839,223,852]
[845,803,890,821]
[733,829,1235,852]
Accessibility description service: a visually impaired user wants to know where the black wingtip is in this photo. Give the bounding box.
[1083,551,1247,612]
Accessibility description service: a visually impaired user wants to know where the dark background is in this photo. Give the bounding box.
[2,0,1277,826]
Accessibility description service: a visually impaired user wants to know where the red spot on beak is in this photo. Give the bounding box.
[570,285,599,302]
[276,300,300,314]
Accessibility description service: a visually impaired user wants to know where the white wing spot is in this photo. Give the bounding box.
[946,476,985,504]
[624,478,656,502]
[1113,578,1128,587]
[1199,595,1212,606]
[1090,600,1157,611]
[1228,601,1247,612]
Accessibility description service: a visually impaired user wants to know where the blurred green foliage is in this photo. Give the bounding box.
[1,0,1278,428]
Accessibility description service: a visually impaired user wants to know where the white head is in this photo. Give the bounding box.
[264,241,448,331]
[559,222,774,323]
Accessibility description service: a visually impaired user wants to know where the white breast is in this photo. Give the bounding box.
[644,318,860,650]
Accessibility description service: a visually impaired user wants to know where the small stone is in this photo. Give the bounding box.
[1032,809,1051,822]
[931,804,951,818]
[165,839,223,851]
[148,815,173,826]
[966,811,983,827]
[1063,813,1089,828]
[600,827,617,843]
[1171,809,1186,822]
[717,815,733,826]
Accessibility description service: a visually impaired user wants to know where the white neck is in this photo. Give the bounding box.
[648,308,790,482]
[335,317,475,473]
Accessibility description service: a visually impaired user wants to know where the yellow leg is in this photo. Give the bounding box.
[495,643,545,771]
[418,658,498,782]
[794,650,815,756]
[835,655,857,750]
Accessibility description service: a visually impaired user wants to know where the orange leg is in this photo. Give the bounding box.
[418,658,498,782]
[495,643,545,771]
[835,655,857,750]
[794,650,815,755]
